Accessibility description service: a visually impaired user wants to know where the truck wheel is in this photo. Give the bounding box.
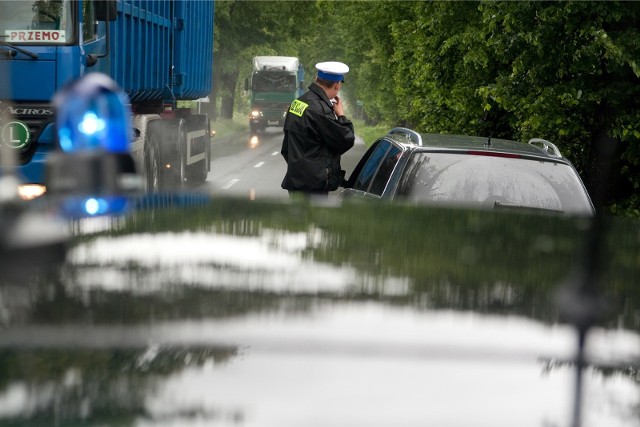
[144,120,165,192]
[158,118,187,191]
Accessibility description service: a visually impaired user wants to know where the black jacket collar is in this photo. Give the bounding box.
[308,83,334,109]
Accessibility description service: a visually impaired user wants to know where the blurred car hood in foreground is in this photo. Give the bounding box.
[1,196,639,427]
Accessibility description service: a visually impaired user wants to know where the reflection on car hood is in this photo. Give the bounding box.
[1,196,639,426]
[66,229,409,296]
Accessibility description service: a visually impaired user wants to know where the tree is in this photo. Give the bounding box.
[341,1,640,214]
[211,0,316,120]
[326,1,413,125]
[388,1,507,135]
[476,1,640,214]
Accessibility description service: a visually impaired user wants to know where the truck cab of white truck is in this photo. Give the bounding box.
[246,56,304,134]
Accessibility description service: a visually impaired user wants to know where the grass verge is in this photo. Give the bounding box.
[210,114,389,148]
[210,113,249,139]
[352,119,390,147]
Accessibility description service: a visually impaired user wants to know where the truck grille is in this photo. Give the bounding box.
[256,102,288,119]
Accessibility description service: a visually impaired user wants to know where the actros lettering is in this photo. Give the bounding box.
[3,106,54,116]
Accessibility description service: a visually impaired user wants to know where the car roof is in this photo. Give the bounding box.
[383,127,565,161]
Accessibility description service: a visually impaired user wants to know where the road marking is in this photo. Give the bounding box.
[254,162,265,168]
[222,178,239,190]
[272,151,279,156]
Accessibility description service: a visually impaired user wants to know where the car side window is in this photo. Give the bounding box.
[352,139,402,196]
[369,144,402,196]
[352,140,391,192]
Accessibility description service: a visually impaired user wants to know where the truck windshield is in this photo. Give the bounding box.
[252,72,296,93]
[0,0,73,45]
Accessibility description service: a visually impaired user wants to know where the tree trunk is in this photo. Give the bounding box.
[204,84,218,121]
[220,69,238,120]
[205,48,221,121]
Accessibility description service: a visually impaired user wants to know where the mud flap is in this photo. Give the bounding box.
[184,114,210,185]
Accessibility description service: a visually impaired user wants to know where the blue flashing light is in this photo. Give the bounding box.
[58,128,74,152]
[78,112,107,136]
[53,73,132,154]
[61,196,129,218]
[84,198,103,215]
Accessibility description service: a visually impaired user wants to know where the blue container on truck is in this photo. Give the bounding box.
[0,0,214,196]
[246,56,304,134]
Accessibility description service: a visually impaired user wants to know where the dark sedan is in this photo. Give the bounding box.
[341,128,594,215]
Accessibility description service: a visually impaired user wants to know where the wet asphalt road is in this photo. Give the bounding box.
[202,127,368,200]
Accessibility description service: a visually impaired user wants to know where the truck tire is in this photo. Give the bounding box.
[159,118,187,191]
[144,120,165,192]
[185,114,210,186]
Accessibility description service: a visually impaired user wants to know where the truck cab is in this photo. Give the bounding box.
[0,0,113,197]
[247,56,304,134]
[0,0,214,197]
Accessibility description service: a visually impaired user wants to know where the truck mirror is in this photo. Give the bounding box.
[95,0,117,21]
[244,78,249,92]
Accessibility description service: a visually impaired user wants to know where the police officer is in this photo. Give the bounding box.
[281,61,355,196]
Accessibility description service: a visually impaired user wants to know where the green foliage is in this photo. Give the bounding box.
[474,1,640,213]
[210,113,248,139]
[329,1,414,125]
[389,1,500,134]
[213,1,318,119]
[352,119,388,146]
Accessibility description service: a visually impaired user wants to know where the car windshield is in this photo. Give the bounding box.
[0,0,73,44]
[252,72,297,92]
[398,152,594,215]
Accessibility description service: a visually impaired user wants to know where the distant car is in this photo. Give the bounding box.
[341,128,595,215]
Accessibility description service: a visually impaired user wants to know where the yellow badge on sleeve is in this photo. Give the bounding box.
[289,100,309,117]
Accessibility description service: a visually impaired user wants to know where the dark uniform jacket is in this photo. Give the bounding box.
[281,83,355,192]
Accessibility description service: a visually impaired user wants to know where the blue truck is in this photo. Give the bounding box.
[246,56,304,134]
[0,0,214,196]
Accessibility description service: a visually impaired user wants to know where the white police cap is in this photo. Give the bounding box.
[316,61,349,82]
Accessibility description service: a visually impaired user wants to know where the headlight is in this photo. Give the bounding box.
[251,110,261,118]
[17,184,46,200]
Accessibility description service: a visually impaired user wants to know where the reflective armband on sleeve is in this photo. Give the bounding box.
[289,100,309,117]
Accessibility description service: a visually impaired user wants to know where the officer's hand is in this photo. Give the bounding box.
[333,96,345,117]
